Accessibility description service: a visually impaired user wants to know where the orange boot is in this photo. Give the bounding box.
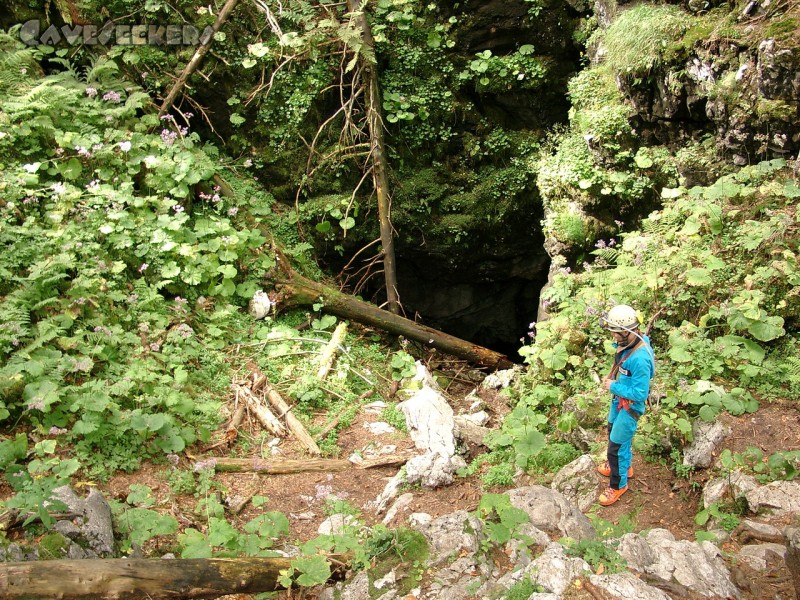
[597,461,633,478]
[599,486,628,506]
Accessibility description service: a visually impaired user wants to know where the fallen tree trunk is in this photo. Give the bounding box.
[0,556,296,599]
[317,321,348,380]
[268,250,514,370]
[211,452,414,474]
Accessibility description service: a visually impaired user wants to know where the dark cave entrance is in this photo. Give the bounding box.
[395,266,547,364]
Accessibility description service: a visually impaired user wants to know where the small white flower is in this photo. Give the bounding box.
[143,155,159,168]
[51,182,67,196]
[118,141,132,152]
[23,162,40,173]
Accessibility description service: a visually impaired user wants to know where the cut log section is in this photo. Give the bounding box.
[0,555,347,599]
[232,383,286,437]
[316,321,348,380]
[252,372,322,455]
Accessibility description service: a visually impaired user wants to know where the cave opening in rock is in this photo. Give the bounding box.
[395,261,548,364]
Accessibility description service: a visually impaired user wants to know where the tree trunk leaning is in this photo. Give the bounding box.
[346,0,400,314]
[158,0,241,117]
[268,250,514,370]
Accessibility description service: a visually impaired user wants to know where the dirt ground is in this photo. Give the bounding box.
[5,373,799,600]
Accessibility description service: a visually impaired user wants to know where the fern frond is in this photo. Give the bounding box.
[0,32,41,94]
[591,247,618,265]
[30,297,60,312]
[642,210,682,235]
[786,357,800,392]
[84,56,121,85]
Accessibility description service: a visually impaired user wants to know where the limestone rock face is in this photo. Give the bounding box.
[550,454,598,511]
[617,528,741,599]
[683,420,731,468]
[412,510,484,565]
[618,36,800,167]
[745,480,800,516]
[50,486,115,558]
[507,485,596,541]
[589,572,671,600]
[527,542,591,595]
[398,364,467,488]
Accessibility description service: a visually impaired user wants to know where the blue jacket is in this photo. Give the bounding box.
[609,335,655,418]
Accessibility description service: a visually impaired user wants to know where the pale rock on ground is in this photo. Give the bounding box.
[50,486,115,557]
[317,514,356,535]
[524,542,592,596]
[736,543,787,571]
[507,485,596,541]
[550,454,598,512]
[683,420,731,468]
[413,509,484,566]
[480,366,522,389]
[589,572,671,600]
[453,414,491,446]
[367,471,406,514]
[744,480,800,516]
[702,470,759,508]
[398,364,466,488]
[617,528,740,599]
[382,492,414,526]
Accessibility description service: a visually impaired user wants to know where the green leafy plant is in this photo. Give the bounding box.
[3,440,80,526]
[473,493,530,549]
[563,537,627,574]
[505,576,544,599]
[390,351,417,381]
[381,403,408,432]
[719,447,800,483]
[695,501,743,532]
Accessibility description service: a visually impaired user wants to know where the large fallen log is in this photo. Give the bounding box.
[267,249,514,370]
[0,556,298,599]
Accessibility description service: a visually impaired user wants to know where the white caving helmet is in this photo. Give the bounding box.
[600,304,639,332]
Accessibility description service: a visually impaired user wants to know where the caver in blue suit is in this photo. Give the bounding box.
[607,335,656,490]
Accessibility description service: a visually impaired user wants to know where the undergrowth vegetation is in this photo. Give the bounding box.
[496,159,800,477]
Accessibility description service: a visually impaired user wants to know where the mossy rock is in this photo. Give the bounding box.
[37,532,71,560]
